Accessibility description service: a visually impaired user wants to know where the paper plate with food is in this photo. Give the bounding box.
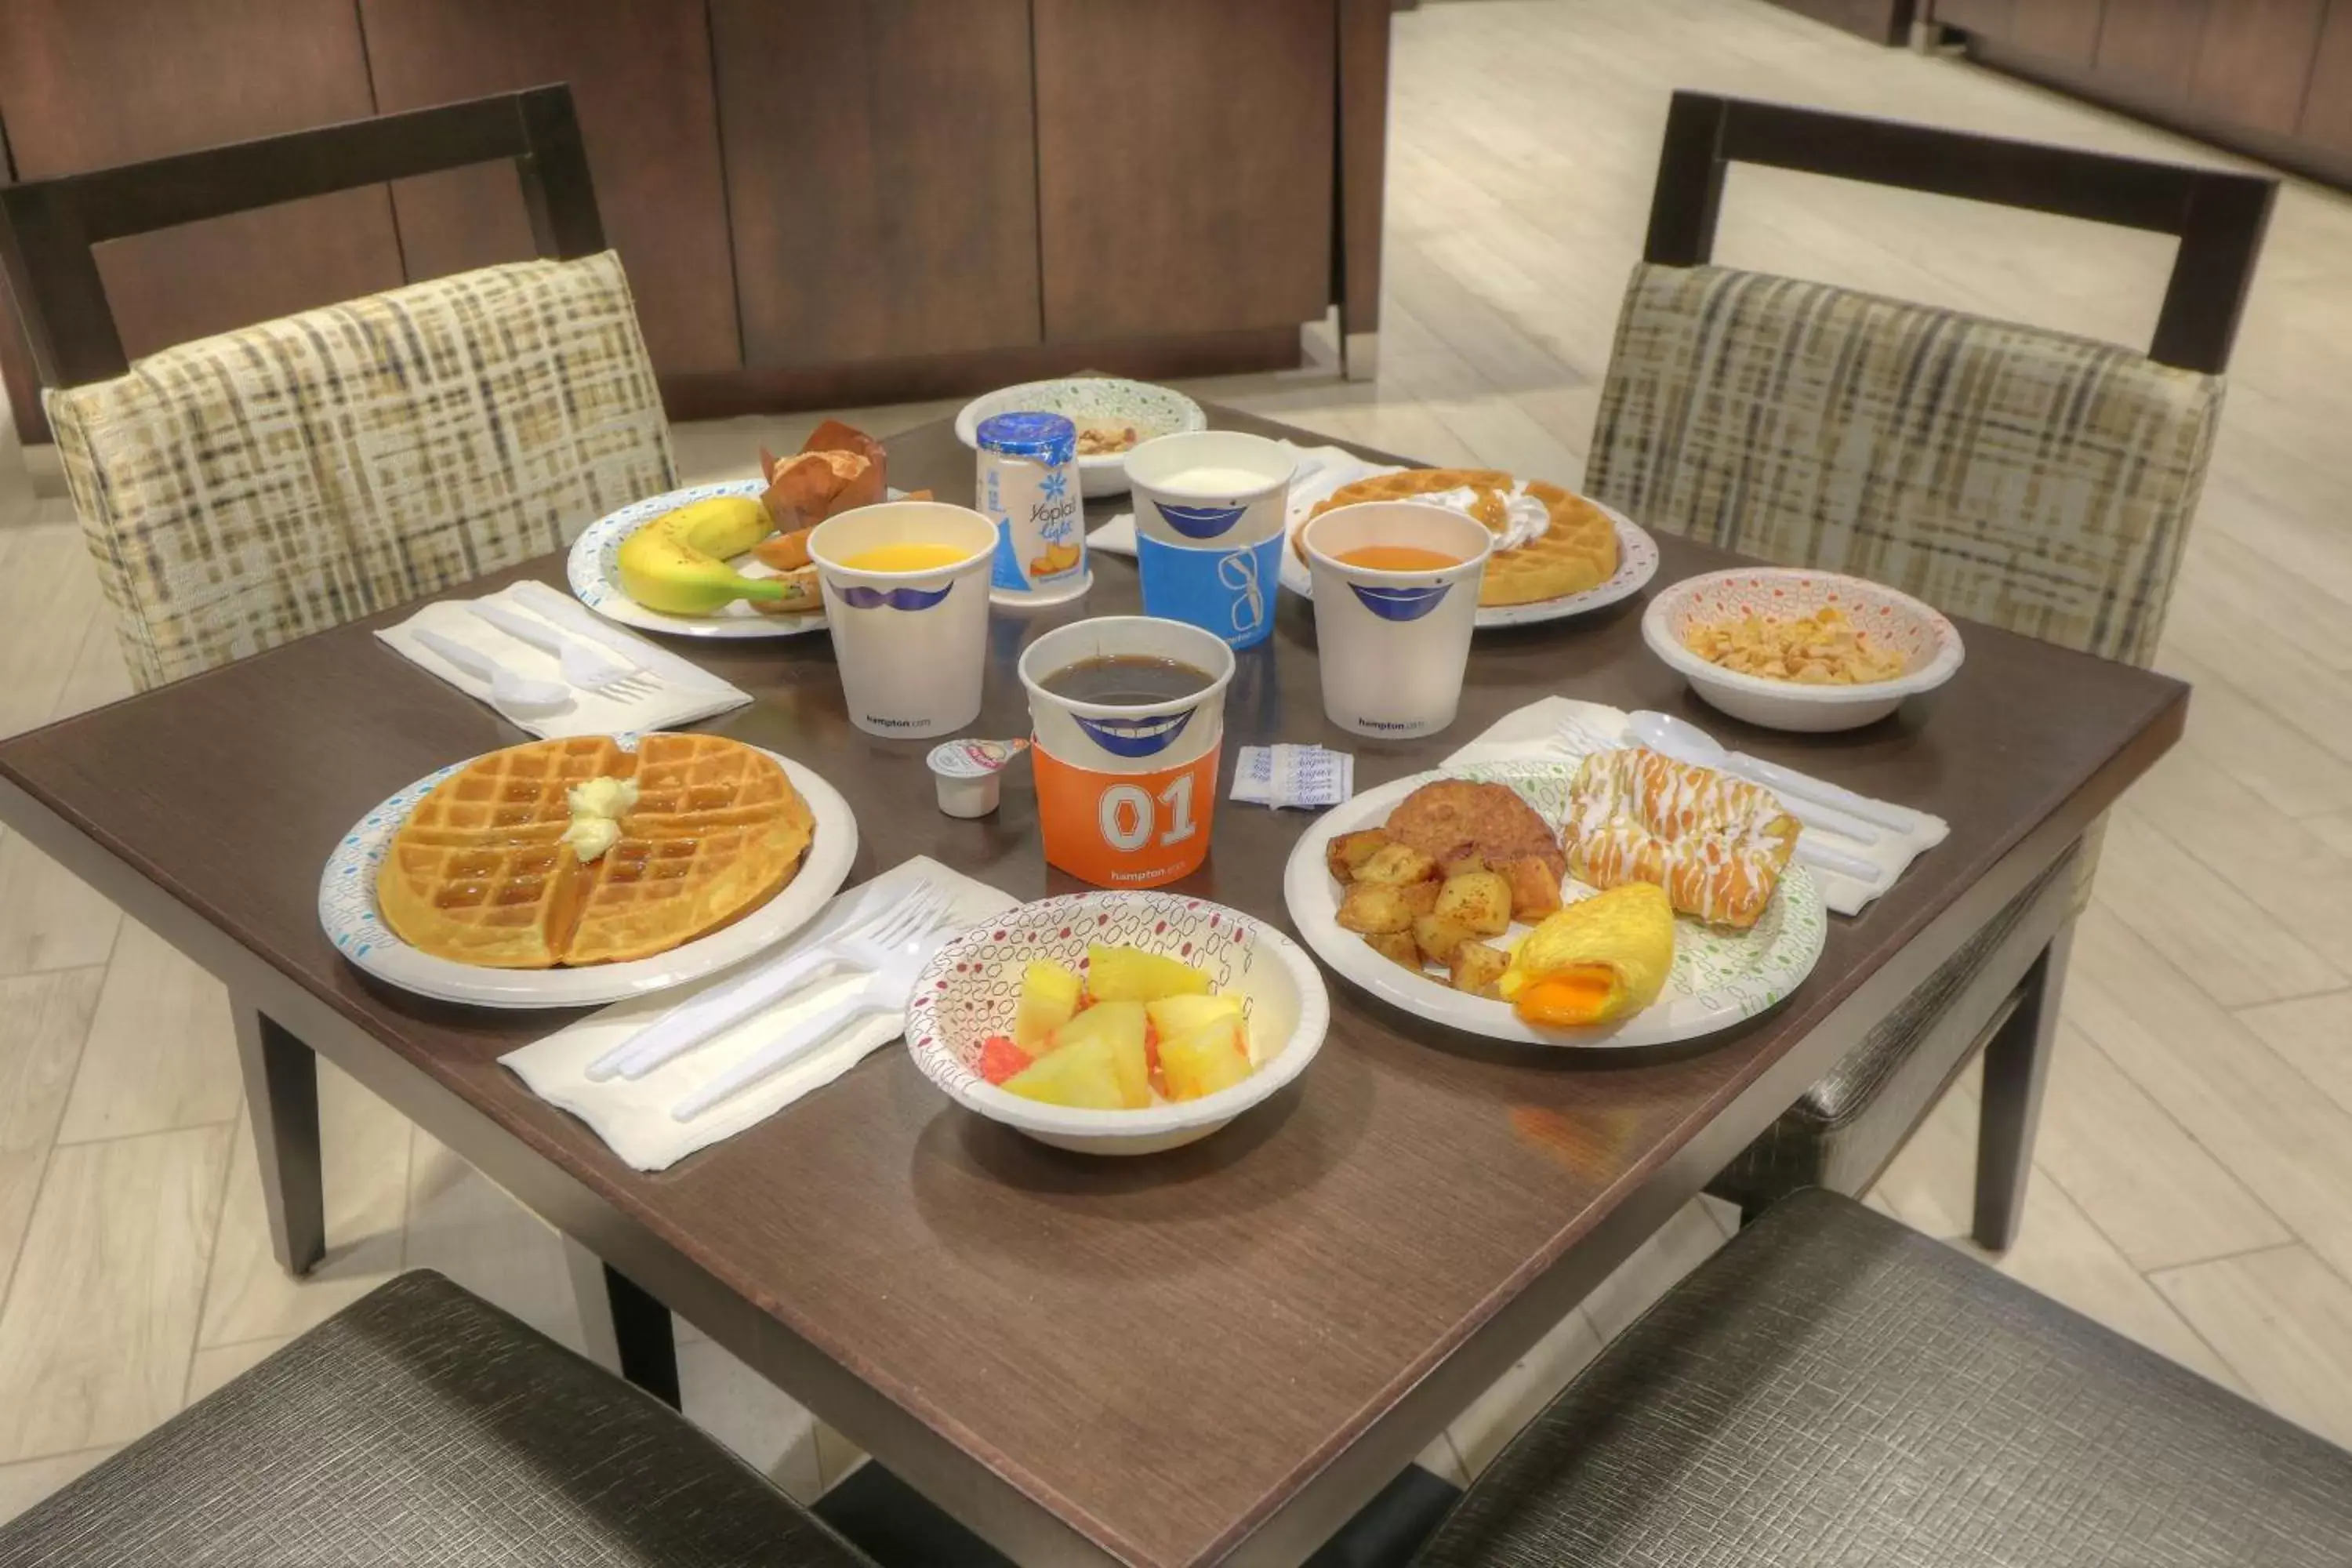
[906,891,1328,1155]
[1283,748,1826,1047]
[568,420,922,639]
[1277,468,1661,628]
[320,733,857,1007]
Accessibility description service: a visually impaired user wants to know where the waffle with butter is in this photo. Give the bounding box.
[376,735,812,968]
[1298,468,1620,606]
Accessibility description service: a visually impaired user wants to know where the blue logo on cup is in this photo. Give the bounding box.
[1154,501,1250,540]
[1072,706,1196,759]
[837,583,953,612]
[1138,533,1282,650]
[1350,583,1452,622]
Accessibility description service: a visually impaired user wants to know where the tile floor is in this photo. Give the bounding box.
[5,0,2352,1532]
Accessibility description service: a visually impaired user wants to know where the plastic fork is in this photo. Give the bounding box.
[670,921,956,1123]
[1552,715,1885,884]
[586,878,953,1082]
[411,626,570,712]
[468,601,661,701]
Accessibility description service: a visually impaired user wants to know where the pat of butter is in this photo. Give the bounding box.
[561,775,640,863]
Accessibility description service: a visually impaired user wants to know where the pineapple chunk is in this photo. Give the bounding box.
[1145,993,1243,1040]
[1014,960,1084,1052]
[1158,1018,1254,1102]
[1086,943,1211,1004]
[1010,1001,1150,1109]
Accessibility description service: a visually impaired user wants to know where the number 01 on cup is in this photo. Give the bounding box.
[1033,744,1220,888]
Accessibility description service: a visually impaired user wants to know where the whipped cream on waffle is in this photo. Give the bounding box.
[1421,484,1552,554]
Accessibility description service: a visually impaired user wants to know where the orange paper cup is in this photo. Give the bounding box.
[1032,742,1221,889]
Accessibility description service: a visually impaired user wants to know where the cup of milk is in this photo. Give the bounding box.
[1124,431,1297,650]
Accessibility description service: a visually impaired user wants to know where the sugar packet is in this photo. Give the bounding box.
[1232,744,1354,810]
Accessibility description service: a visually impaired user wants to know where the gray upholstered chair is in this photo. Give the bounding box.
[1581,93,2274,1245]
[0,1270,876,1567]
[1414,1190,2352,1566]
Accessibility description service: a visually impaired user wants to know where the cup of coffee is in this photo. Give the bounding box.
[1018,616,1236,888]
[1300,501,1494,739]
[808,501,1000,739]
[1123,431,1296,652]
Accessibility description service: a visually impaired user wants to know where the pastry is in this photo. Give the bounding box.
[1298,467,1620,606]
[1563,748,1798,930]
[376,735,812,967]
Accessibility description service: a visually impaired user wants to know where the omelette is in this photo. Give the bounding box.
[1496,883,1675,1027]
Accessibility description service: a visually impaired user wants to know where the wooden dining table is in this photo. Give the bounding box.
[0,404,2185,1568]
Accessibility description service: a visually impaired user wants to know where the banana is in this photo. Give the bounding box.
[616,496,791,616]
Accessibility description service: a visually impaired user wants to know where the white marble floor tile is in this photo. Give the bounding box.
[0,832,121,978]
[0,1127,231,1463]
[183,1335,290,1405]
[2238,992,2352,1123]
[55,920,240,1144]
[1581,1199,1732,1345]
[0,968,105,1305]
[402,1128,582,1352]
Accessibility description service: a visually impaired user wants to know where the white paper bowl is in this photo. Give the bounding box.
[954,378,1207,498]
[1642,568,1965,732]
[904,892,1329,1155]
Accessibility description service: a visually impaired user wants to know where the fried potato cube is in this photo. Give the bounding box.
[1450,939,1511,996]
[1439,851,1489,879]
[1356,843,1440,887]
[1435,870,1513,936]
[1400,881,1442,919]
[1501,856,1563,921]
[1337,882,1414,935]
[1325,829,1395,883]
[1363,931,1424,971]
[1413,915,1476,966]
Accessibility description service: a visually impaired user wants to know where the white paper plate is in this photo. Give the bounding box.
[320,743,858,1008]
[569,478,854,640]
[1279,506,1662,629]
[1282,759,1826,1048]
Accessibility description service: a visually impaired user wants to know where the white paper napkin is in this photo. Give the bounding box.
[503,856,1018,1171]
[377,579,753,738]
[1087,441,1407,557]
[1443,696,1948,916]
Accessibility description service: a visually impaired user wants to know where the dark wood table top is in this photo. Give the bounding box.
[0,408,2187,1568]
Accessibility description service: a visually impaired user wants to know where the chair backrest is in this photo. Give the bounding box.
[1,88,675,690]
[0,85,606,387]
[1586,92,2274,669]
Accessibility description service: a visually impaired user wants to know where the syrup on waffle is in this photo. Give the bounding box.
[1299,468,1620,607]
[376,735,812,968]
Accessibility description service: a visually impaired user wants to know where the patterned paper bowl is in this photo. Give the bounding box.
[954,378,1208,499]
[1642,568,1965,732]
[905,892,1329,1156]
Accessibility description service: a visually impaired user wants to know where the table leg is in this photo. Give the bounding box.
[1973,923,2074,1252]
[565,1236,681,1408]
[230,1002,325,1276]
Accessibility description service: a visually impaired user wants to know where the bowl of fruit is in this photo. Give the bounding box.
[904,891,1329,1155]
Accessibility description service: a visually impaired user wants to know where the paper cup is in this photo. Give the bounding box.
[1124,431,1296,651]
[808,502,998,739]
[1018,617,1236,887]
[1301,502,1494,739]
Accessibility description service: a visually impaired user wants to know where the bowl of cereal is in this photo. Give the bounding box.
[955,377,1207,499]
[1642,568,1964,731]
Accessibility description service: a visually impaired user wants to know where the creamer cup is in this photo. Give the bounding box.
[1301,502,1494,739]
[808,502,998,739]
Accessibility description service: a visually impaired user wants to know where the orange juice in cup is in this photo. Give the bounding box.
[1018,617,1236,888]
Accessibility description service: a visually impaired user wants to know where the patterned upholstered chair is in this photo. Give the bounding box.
[1,88,674,691]
[1583,94,2273,1245]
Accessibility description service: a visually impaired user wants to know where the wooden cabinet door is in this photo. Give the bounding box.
[709,0,1042,369]
[2299,0,2352,153]
[1936,0,2016,38]
[0,0,403,370]
[358,0,741,376]
[2009,0,2107,64]
[2095,0,2211,104]
[2189,0,2328,134]
[1033,0,1336,342]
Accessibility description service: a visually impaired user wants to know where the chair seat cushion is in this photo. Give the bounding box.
[1416,1190,2352,1567]
[0,1270,873,1568]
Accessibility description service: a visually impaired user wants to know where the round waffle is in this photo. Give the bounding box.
[376,735,813,968]
[1299,468,1620,607]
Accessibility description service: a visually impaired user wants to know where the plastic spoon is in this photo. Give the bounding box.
[412,627,571,711]
[1626,710,1882,844]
